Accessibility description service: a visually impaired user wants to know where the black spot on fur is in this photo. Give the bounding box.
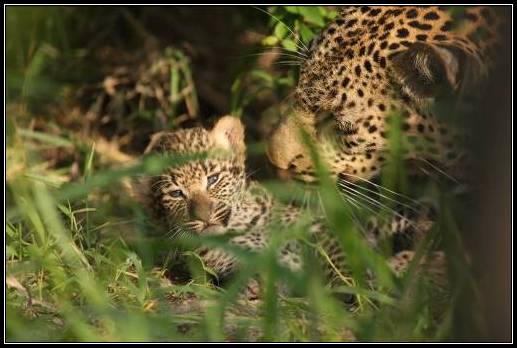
[423,11,440,20]
[368,125,377,133]
[408,21,432,30]
[364,60,373,72]
[384,22,395,31]
[357,89,364,97]
[373,50,380,62]
[397,28,409,38]
[249,215,260,227]
[342,77,350,88]
[379,32,389,40]
[367,42,376,55]
[355,66,362,77]
[369,8,382,17]
[416,34,427,41]
[347,29,362,38]
[433,34,447,41]
[380,41,388,49]
[441,20,454,32]
[417,124,425,133]
[406,9,418,19]
[345,19,358,29]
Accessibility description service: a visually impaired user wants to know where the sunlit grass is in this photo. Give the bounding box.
[5,5,494,342]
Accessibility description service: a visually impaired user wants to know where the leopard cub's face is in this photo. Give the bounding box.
[142,116,247,236]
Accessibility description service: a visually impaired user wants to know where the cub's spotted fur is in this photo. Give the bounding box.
[136,116,442,288]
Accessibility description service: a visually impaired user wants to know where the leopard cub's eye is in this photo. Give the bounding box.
[207,173,219,187]
[170,189,184,198]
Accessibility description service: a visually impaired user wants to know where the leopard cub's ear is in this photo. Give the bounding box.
[210,115,246,156]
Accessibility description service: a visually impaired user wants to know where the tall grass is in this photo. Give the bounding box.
[6,6,507,342]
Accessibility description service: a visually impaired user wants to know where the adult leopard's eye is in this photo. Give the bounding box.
[170,189,184,198]
[207,173,219,187]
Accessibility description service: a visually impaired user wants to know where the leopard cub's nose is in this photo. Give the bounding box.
[189,192,213,222]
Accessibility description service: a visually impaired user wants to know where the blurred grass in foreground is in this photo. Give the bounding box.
[6,5,501,342]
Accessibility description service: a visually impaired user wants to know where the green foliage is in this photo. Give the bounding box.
[261,6,337,50]
[6,6,488,342]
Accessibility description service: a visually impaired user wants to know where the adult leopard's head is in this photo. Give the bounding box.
[137,116,247,236]
[268,6,504,184]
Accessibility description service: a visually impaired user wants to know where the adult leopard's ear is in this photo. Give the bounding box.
[211,115,246,156]
[391,42,481,100]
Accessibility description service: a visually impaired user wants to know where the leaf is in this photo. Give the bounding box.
[326,9,338,19]
[297,6,326,27]
[298,21,315,44]
[262,35,279,46]
[281,38,298,52]
[84,142,95,179]
[17,129,73,148]
[284,6,300,14]
[250,70,274,84]
[274,22,288,40]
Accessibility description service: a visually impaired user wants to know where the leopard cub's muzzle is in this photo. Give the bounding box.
[186,191,231,235]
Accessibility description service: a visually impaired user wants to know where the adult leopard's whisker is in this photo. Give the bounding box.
[238,50,307,61]
[252,6,310,53]
[338,185,423,234]
[338,177,420,215]
[418,158,460,184]
[341,172,423,207]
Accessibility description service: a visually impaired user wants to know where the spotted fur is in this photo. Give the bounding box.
[268,6,506,184]
[136,116,443,289]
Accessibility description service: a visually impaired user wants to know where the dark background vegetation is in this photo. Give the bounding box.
[6,6,512,342]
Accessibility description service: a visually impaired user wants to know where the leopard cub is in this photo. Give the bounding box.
[134,116,304,279]
[135,116,442,289]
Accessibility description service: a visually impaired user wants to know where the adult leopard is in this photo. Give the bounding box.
[267,6,506,184]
